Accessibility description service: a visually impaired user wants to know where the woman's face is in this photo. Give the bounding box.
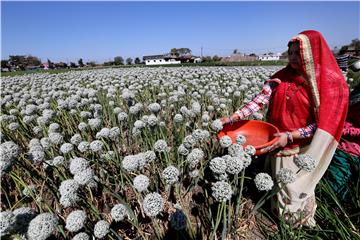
[288,42,302,71]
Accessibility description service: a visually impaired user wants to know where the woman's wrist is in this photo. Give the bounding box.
[285,131,294,144]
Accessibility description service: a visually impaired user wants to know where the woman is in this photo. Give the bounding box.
[221,30,349,227]
[325,83,359,200]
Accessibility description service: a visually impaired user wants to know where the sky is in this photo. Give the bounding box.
[1,1,359,63]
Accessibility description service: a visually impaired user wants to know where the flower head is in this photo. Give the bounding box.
[294,154,316,172]
[65,210,87,232]
[143,193,164,217]
[27,213,58,240]
[276,168,296,184]
[162,166,180,185]
[111,204,129,222]
[254,173,274,191]
[133,174,150,192]
[211,181,233,202]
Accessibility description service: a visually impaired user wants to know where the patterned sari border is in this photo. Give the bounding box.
[291,34,320,120]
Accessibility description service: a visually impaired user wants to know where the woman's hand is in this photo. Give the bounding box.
[260,132,289,153]
[220,114,242,126]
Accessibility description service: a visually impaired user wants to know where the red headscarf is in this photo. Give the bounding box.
[268,30,349,145]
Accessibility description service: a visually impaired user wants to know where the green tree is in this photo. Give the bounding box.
[78,58,84,67]
[1,60,10,69]
[70,62,77,68]
[126,57,133,65]
[134,57,141,64]
[170,48,179,57]
[26,55,41,66]
[47,59,55,69]
[212,55,222,62]
[114,56,124,65]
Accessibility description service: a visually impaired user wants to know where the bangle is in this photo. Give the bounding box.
[286,131,293,144]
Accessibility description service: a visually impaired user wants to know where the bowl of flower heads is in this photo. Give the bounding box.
[217,120,279,155]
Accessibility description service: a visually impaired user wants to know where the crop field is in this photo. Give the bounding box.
[0,66,358,240]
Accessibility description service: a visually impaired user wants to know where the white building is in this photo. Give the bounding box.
[258,53,281,61]
[143,55,181,65]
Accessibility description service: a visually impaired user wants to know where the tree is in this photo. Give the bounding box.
[201,56,212,63]
[70,62,78,68]
[170,48,179,57]
[114,56,124,65]
[47,59,55,69]
[212,55,222,62]
[170,48,192,57]
[26,55,41,66]
[78,58,84,67]
[88,61,96,67]
[1,60,10,69]
[9,55,26,70]
[177,48,191,56]
[249,53,257,57]
[134,57,141,64]
[126,57,133,65]
[233,49,238,54]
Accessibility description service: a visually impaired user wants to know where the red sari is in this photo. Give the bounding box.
[266,30,349,227]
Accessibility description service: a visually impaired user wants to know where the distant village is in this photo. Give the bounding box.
[1,42,358,72]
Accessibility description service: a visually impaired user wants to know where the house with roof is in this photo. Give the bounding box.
[143,53,201,65]
[258,53,281,61]
[143,54,181,65]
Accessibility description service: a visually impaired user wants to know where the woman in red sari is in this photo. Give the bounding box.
[221,30,349,226]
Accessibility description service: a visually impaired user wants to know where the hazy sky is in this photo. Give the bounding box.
[2,1,359,63]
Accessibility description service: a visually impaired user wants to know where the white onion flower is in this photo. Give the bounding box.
[93,220,109,239]
[148,102,161,114]
[117,112,128,122]
[236,134,246,145]
[70,134,82,146]
[177,144,190,156]
[60,143,74,154]
[133,174,150,192]
[96,128,110,139]
[78,141,90,153]
[144,150,156,163]
[154,139,169,153]
[174,114,184,123]
[65,210,87,232]
[48,132,64,145]
[27,213,58,240]
[219,136,233,148]
[294,154,316,172]
[122,155,139,172]
[211,119,223,132]
[88,118,101,130]
[225,155,244,175]
[72,232,89,240]
[143,192,164,217]
[186,148,204,169]
[254,173,274,191]
[245,145,256,156]
[209,157,226,174]
[0,211,15,237]
[211,181,233,202]
[74,168,95,185]
[78,122,88,131]
[111,204,129,222]
[228,143,244,157]
[90,140,103,152]
[276,168,296,184]
[162,165,180,185]
[183,135,196,149]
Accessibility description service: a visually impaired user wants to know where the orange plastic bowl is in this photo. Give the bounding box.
[217,120,280,155]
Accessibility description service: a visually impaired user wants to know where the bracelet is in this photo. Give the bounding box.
[285,131,293,144]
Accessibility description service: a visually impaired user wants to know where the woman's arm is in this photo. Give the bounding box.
[261,123,317,153]
[222,79,280,124]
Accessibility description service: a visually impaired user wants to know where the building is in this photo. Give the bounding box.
[258,53,281,61]
[143,54,181,65]
[143,54,201,65]
[221,53,257,62]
